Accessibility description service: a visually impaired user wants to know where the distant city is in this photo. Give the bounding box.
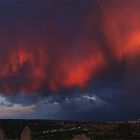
[0,119,140,140]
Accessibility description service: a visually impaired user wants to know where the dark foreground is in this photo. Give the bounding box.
[0,119,140,140]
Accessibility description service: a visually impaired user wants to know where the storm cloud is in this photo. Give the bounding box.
[0,1,139,121]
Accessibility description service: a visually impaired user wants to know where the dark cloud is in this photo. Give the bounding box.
[0,1,139,121]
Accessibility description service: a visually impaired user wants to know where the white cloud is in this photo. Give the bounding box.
[0,104,35,117]
[0,95,12,106]
[82,95,96,101]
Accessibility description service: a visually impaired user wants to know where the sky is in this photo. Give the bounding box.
[0,0,140,121]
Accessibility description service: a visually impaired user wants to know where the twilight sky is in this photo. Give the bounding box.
[0,0,140,121]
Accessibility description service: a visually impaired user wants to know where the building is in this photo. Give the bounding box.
[72,134,90,140]
[20,126,31,140]
[0,128,4,140]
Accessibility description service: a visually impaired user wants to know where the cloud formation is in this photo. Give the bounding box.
[0,1,139,121]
